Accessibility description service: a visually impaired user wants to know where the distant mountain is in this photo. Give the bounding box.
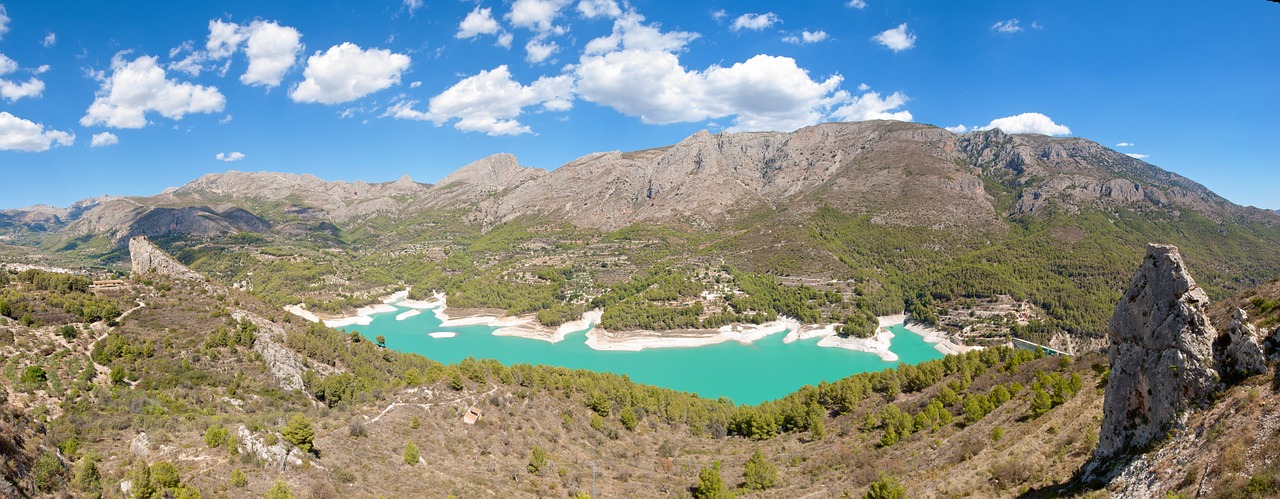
[5,121,1274,245]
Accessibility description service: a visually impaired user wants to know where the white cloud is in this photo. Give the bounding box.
[218,114,233,124]
[172,19,302,87]
[979,112,1071,136]
[497,32,514,48]
[457,7,501,39]
[846,0,868,9]
[1125,153,1149,159]
[403,0,423,15]
[574,14,859,132]
[992,19,1022,34]
[525,39,558,63]
[507,0,571,35]
[944,125,968,133]
[873,23,916,52]
[81,54,226,128]
[784,30,828,44]
[206,19,247,60]
[857,82,870,91]
[711,10,727,21]
[388,65,573,136]
[290,43,411,104]
[215,151,246,161]
[732,13,780,31]
[43,32,56,47]
[1115,142,1134,147]
[409,81,422,88]
[0,54,45,101]
[0,5,8,40]
[240,21,303,87]
[830,90,912,122]
[577,0,621,19]
[0,111,74,152]
[90,132,118,147]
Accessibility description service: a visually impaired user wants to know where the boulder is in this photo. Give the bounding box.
[1214,308,1268,381]
[1096,244,1219,459]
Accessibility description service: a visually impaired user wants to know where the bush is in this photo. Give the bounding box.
[620,406,639,431]
[230,468,248,487]
[21,365,47,384]
[348,420,367,438]
[205,425,229,448]
[403,441,420,466]
[528,446,547,474]
[150,461,180,489]
[865,474,906,499]
[32,450,65,492]
[282,414,315,455]
[743,449,778,491]
[692,461,729,499]
[73,456,101,494]
[266,480,294,499]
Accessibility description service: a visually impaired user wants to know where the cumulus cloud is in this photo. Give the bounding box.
[980,112,1071,136]
[497,32,514,48]
[81,54,226,128]
[172,19,303,87]
[573,14,865,132]
[457,7,501,39]
[90,132,118,147]
[830,90,912,122]
[290,43,411,104]
[507,0,571,35]
[944,124,968,133]
[846,0,868,9]
[240,21,303,87]
[0,111,74,152]
[1125,153,1149,159]
[783,30,827,44]
[43,32,56,47]
[873,23,916,52]
[387,65,573,136]
[0,5,8,40]
[731,13,780,31]
[992,19,1023,34]
[525,39,558,63]
[0,54,45,101]
[1115,142,1134,147]
[215,151,246,161]
[577,0,621,19]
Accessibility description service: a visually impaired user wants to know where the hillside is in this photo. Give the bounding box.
[2,222,1279,498]
[3,121,1280,348]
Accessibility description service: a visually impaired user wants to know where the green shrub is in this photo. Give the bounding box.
[204,425,229,448]
[743,449,778,491]
[865,474,906,499]
[528,446,547,474]
[403,441,420,466]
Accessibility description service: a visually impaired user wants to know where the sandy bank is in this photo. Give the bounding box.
[902,322,977,355]
[584,317,801,352]
[399,291,444,309]
[491,310,604,344]
[816,328,899,362]
[428,332,457,338]
[395,309,422,321]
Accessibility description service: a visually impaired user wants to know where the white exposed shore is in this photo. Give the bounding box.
[284,290,973,357]
[583,316,802,352]
[395,309,422,321]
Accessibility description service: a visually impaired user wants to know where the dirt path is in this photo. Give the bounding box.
[90,299,147,380]
[366,385,499,424]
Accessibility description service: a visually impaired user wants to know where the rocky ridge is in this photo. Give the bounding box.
[130,236,205,281]
[1213,308,1268,382]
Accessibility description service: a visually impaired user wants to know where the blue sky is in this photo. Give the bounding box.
[0,1,1276,210]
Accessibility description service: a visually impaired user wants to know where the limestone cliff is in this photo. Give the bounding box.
[129,236,204,281]
[1096,244,1218,459]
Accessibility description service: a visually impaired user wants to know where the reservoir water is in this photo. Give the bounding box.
[340,305,945,405]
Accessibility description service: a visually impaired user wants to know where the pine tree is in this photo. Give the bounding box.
[403,441,420,466]
[743,449,779,490]
[282,414,316,455]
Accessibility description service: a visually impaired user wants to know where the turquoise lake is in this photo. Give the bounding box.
[340,306,945,405]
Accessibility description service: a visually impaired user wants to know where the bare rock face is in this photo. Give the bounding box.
[1096,244,1219,459]
[1214,308,1268,381]
[129,236,204,281]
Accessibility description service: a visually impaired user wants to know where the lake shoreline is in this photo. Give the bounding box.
[284,289,971,356]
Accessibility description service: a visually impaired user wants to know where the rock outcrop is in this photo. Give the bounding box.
[1096,244,1219,459]
[1214,308,1268,381]
[129,236,204,281]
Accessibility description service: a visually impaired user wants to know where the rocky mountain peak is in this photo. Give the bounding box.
[1096,244,1219,459]
[435,153,545,193]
